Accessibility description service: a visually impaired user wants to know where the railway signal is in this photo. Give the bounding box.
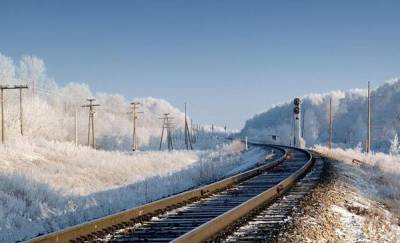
[82,98,100,149]
[293,97,303,148]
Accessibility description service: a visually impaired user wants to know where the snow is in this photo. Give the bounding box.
[331,204,365,241]
[0,139,267,242]
[280,154,400,242]
[241,77,400,152]
[316,146,400,217]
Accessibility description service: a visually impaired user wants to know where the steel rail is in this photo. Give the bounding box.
[172,146,313,243]
[29,144,286,243]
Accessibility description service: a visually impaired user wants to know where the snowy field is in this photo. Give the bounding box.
[0,139,266,242]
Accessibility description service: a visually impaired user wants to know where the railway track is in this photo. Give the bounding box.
[220,154,324,242]
[31,144,317,243]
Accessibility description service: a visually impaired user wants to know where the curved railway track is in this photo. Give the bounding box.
[31,144,318,243]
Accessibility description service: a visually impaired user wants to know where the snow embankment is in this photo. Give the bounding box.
[281,147,400,242]
[316,145,400,215]
[0,139,265,242]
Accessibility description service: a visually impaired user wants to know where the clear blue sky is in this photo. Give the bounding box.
[1,1,399,128]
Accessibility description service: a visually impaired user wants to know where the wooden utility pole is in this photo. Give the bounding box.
[82,98,100,149]
[74,109,78,146]
[191,121,197,144]
[367,81,371,153]
[301,108,305,139]
[1,88,4,144]
[159,113,174,151]
[130,102,143,151]
[184,103,193,150]
[329,97,333,149]
[0,85,28,143]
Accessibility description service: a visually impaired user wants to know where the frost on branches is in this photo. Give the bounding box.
[389,134,400,155]
[0,51,228,151]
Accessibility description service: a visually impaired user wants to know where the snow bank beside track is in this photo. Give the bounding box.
[316,146,400,215]
[0,139,265,242]
[280,152,400,242]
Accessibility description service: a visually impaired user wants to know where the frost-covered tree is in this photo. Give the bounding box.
[390,133,400,155]
[0,52,15,84]
[17,55,46,95]
[0,52,197,150]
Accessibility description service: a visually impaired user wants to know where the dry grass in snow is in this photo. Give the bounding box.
[316,145,400,215]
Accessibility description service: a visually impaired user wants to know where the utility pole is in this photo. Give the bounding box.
[301,108,305,139]
[191,119,196,144]
[184,103,193,150]
[367,81,371,153]
[0,85,29,143]
[159,113,174,151]
[1,87,4,144]
[329,97,333,149]
[82,98,100,149]
[74,109,78,146]
[130,102,143,151]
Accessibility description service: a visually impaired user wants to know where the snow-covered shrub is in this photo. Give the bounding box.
[193,140,245,184]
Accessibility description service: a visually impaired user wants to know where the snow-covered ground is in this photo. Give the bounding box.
[316,146,400,215]
[280,147,400,242]
[0,139,266,242]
